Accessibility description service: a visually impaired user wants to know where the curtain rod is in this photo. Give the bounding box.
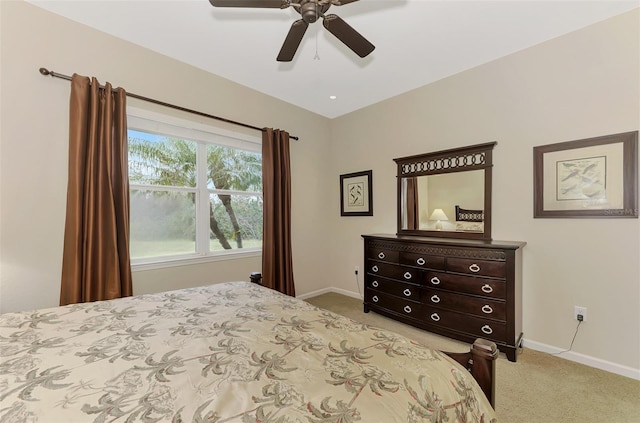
[39,67,299,141]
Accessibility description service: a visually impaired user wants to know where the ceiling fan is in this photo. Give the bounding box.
[209,0,375,62]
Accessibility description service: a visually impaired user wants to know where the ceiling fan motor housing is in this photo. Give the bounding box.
[298,0,330,23]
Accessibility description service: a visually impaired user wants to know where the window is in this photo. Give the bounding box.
[127,109,262,266]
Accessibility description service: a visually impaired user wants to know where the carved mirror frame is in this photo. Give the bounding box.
[395,142,497,240]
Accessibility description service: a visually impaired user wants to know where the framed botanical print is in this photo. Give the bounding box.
[340,170,373,216]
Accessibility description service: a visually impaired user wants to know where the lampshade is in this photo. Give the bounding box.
[429,209,449,221]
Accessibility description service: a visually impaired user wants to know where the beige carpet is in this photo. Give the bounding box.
[305,292,640,423]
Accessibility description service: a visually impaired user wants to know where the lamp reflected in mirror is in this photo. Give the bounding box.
[430,208,449,230]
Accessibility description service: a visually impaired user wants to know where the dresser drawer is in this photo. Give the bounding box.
[423,306,507,342]
[400,252,445,270]
[365,290,422,318]
[366,276,421,301]
[446,257,506,278]
[423,288,506,320]
[424,271,506,300]
[366,246,400,263]
[366,261,421,283]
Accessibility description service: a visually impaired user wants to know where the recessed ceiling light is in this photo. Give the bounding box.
[329,95,337,100]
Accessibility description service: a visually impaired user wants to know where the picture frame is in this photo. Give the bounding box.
[533,131,638,218]
[340,170,373,216]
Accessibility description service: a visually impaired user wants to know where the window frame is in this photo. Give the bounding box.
[127,107,263,271]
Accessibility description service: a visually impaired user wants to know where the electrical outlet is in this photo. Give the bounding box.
[354,266,359,275]
[574,306,587,322]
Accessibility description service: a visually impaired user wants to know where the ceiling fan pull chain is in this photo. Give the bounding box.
[314,28,320,60]
[314,1,320,60]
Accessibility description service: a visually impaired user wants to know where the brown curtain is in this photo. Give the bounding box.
[406,177,419,230]
[261,128,295,296]
[60,74,132,306]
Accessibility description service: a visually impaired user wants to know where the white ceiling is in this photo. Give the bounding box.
[27,0,639,118]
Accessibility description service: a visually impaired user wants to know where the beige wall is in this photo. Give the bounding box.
[0,1,332,312]
[1,2,638,377]
[329,10,639,375]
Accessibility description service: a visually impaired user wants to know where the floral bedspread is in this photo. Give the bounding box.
[0,282,497,422]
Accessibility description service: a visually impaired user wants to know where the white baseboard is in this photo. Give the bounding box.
[296,287,332,300]
[297,287,640,381]
[296,287,362,301]
[328,287,363,300]
[523,339,640,381]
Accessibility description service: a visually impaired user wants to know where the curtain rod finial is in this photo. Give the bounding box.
[39,67,51,76]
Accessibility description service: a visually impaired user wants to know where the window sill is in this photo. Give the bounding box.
[131,249,261,272]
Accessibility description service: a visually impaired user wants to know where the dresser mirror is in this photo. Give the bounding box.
[394,142,496,240]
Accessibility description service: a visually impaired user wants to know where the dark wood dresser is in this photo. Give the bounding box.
[362,234,526,361]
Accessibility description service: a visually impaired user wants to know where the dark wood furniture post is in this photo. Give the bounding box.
[445,338,498,408]
[250,272,263,285]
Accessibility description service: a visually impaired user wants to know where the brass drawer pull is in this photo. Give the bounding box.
[430,276,441,285]
[378,252,386,259]
[416,257,426,265]
[481,325,493,335]
[430,313,441,322]
[403,289,412,297]
[372,295,379,303]
[482,305,493,314]
[372,265,379,273]
[371,281,379,288]
[481,284,493,294]
[469,263,481,273]
[403,272,412,280]
[403,305,412,314]
[430,295,440,303]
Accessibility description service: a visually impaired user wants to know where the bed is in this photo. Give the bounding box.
[455,205,485,232]
[0,279,498,422]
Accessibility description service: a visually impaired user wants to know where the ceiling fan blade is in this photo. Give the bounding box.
[329,0,359,5]
[277,19,309,62]
[209,0,289,8]
[322,14,374,58]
